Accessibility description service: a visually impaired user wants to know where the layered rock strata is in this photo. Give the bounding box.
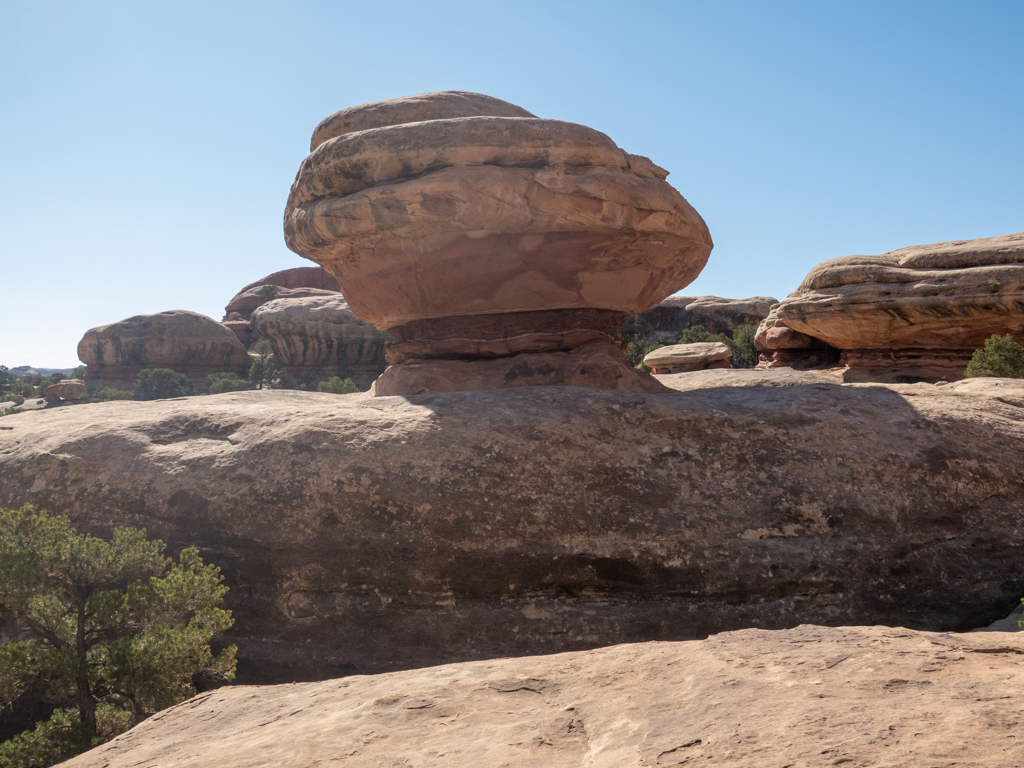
[623,294,777,344]
[42,379,86,401]
[283,91,714,395]
[643,341,732,374]
[62,626,1024,768]
[78,310,249,392]
[222,266,341,347]
[250,296,390,390]
[757,232,1024,381]
[1,375,1022,682]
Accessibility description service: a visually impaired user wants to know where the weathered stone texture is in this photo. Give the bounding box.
[1,375,1022,683]
[643,342,732,374]
[77,310,249,391]
[62,626,1024,768]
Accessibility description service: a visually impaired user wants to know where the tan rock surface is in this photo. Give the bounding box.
[643,341,731,374]
[284,92,713,329]
[772,232,1024,351]
[78,310,249,391]
[42,379,86,400]
[249,295,390,389]
[63,626,1024,768]
[222,266,342,346]
[1,375,1023,682]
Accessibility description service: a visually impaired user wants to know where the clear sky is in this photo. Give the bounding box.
[2,0,1022,367]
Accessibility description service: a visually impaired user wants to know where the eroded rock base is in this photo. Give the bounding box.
[370,342,668,396]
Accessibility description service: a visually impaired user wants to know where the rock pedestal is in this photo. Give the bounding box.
[757,232,1024,381]
[283,91,714,395]
[643,342,732,374]
[78,310,249,392]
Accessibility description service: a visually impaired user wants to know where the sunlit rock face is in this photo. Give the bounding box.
[77,310,249,391]
[221,267,342,347]
[756,232,1024,381]
[250,295,390,390]
[283,91,713,395]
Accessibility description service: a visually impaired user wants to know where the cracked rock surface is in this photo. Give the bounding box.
[1,373,1022,682]
[62,625,1024,767]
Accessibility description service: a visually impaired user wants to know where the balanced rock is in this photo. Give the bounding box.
[42,379,86,401]
[643,341,732,374]
[2,375,1022,682]
[78,310,249,392]
[61,626,1024,768]
[222,266,342,347]
[250,295,390,389]
[758,232,1024,381]
[284,91,714,396]
[624,294,776,344]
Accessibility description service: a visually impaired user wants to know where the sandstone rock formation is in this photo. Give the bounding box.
[249,295,390,389]
[62,625,1024,768]
[757,232,1024,381]
[284,91,714,395]
[78,310,249,392]
[1,375,1022,682]
[221,266,341,347]
[623,294,777,344]
[42,379,86,401]
[643,342,732,374]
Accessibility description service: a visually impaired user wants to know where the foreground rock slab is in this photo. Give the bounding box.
[1,375,1022,683]
[64,625,1024,768]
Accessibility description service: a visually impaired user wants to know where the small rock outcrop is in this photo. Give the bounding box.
[61,626,1024,768]
[757,232,1024,381]
[250,296,390,390]
[221,266,342,347]
[42,379,86,401]
[78,310,249,392]
[643,342,731,374]
[623,294,776,344]
[2,375,1022,682]
[283,91,714,396]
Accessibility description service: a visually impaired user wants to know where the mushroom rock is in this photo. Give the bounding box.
[643,342,732,374]
[283,91,714,396]
[624,295,776,344]
[43,379,87,401]
[756,232,1024,381]
[250,296,390,390]
[78,310,249,392]
[222,266,342,347]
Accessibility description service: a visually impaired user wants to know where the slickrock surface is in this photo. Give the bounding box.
[249,295,389,390]
[222,266,342,347]
[643,341,732,374]
[758,232,1024,381]
[1,375,1022,683]
[284,91,712,395]
[625,294,776,344]
[77,310,250,391]
[63,626,1024,768]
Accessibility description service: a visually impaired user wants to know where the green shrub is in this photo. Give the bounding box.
[92,388,135,402]
[69,366,86,380]
[0,505,235,767]
[206,372,249,394]
[965,334,1024,379]
[247,339,279,390]
[317,376,359,394]
[626,341,665,372]
[133,369,193,400]
[675,324,761,370]
[259,284,280,301]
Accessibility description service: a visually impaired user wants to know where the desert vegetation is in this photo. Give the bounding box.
[965,334,1024,379]
[0,505,235,768]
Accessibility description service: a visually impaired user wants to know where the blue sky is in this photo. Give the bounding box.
[2,0,1022,367]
